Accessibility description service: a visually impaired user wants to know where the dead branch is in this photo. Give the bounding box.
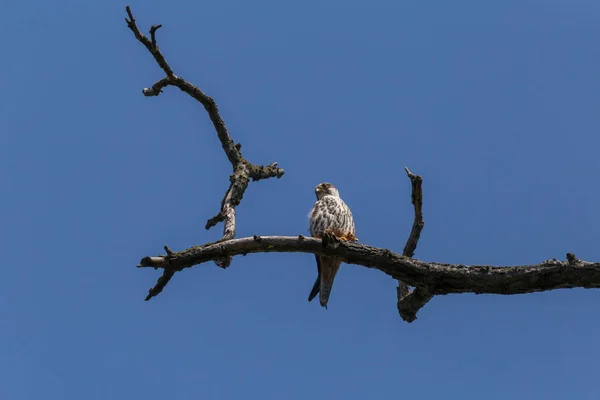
[397,167,431,322]
[138,236,600,301]
[125,6,283,282]
[402,168,425,258]
[127,6,599,323]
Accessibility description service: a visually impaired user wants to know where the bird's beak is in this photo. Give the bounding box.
[315,187,321,192]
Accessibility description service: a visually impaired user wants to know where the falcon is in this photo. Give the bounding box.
[307,182,356,308]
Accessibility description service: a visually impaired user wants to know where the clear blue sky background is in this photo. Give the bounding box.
[2,0,600,399]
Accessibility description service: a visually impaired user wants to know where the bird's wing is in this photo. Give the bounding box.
[307,255,321,302]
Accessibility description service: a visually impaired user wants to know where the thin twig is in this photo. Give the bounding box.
[145,270,175,301]
[125,6,175,78]
[149,24,162,49]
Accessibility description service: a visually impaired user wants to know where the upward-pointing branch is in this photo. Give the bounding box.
[125,5,284,294]
[397,167,431,322]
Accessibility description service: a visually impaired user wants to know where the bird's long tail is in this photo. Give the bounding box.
[319,257,342,309]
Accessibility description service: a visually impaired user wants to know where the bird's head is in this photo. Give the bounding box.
[314,182,340,200]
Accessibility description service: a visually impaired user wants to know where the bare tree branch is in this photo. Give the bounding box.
[128,7,599,322]
[397,287,432,322]
[397,167,431,322]
[139,235,600,298]
[125,8,175,79]
[126,5,284,287]
[402,168,424,258]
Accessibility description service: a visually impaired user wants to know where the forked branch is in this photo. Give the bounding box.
[126,5,283,288]
[128,6,599,322]
[138,236,600,299]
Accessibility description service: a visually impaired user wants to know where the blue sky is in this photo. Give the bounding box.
[2,0,600,399]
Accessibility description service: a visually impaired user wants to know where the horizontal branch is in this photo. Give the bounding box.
[139,235,600,302]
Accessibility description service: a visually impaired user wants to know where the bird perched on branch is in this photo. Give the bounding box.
[308,182,357,308]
